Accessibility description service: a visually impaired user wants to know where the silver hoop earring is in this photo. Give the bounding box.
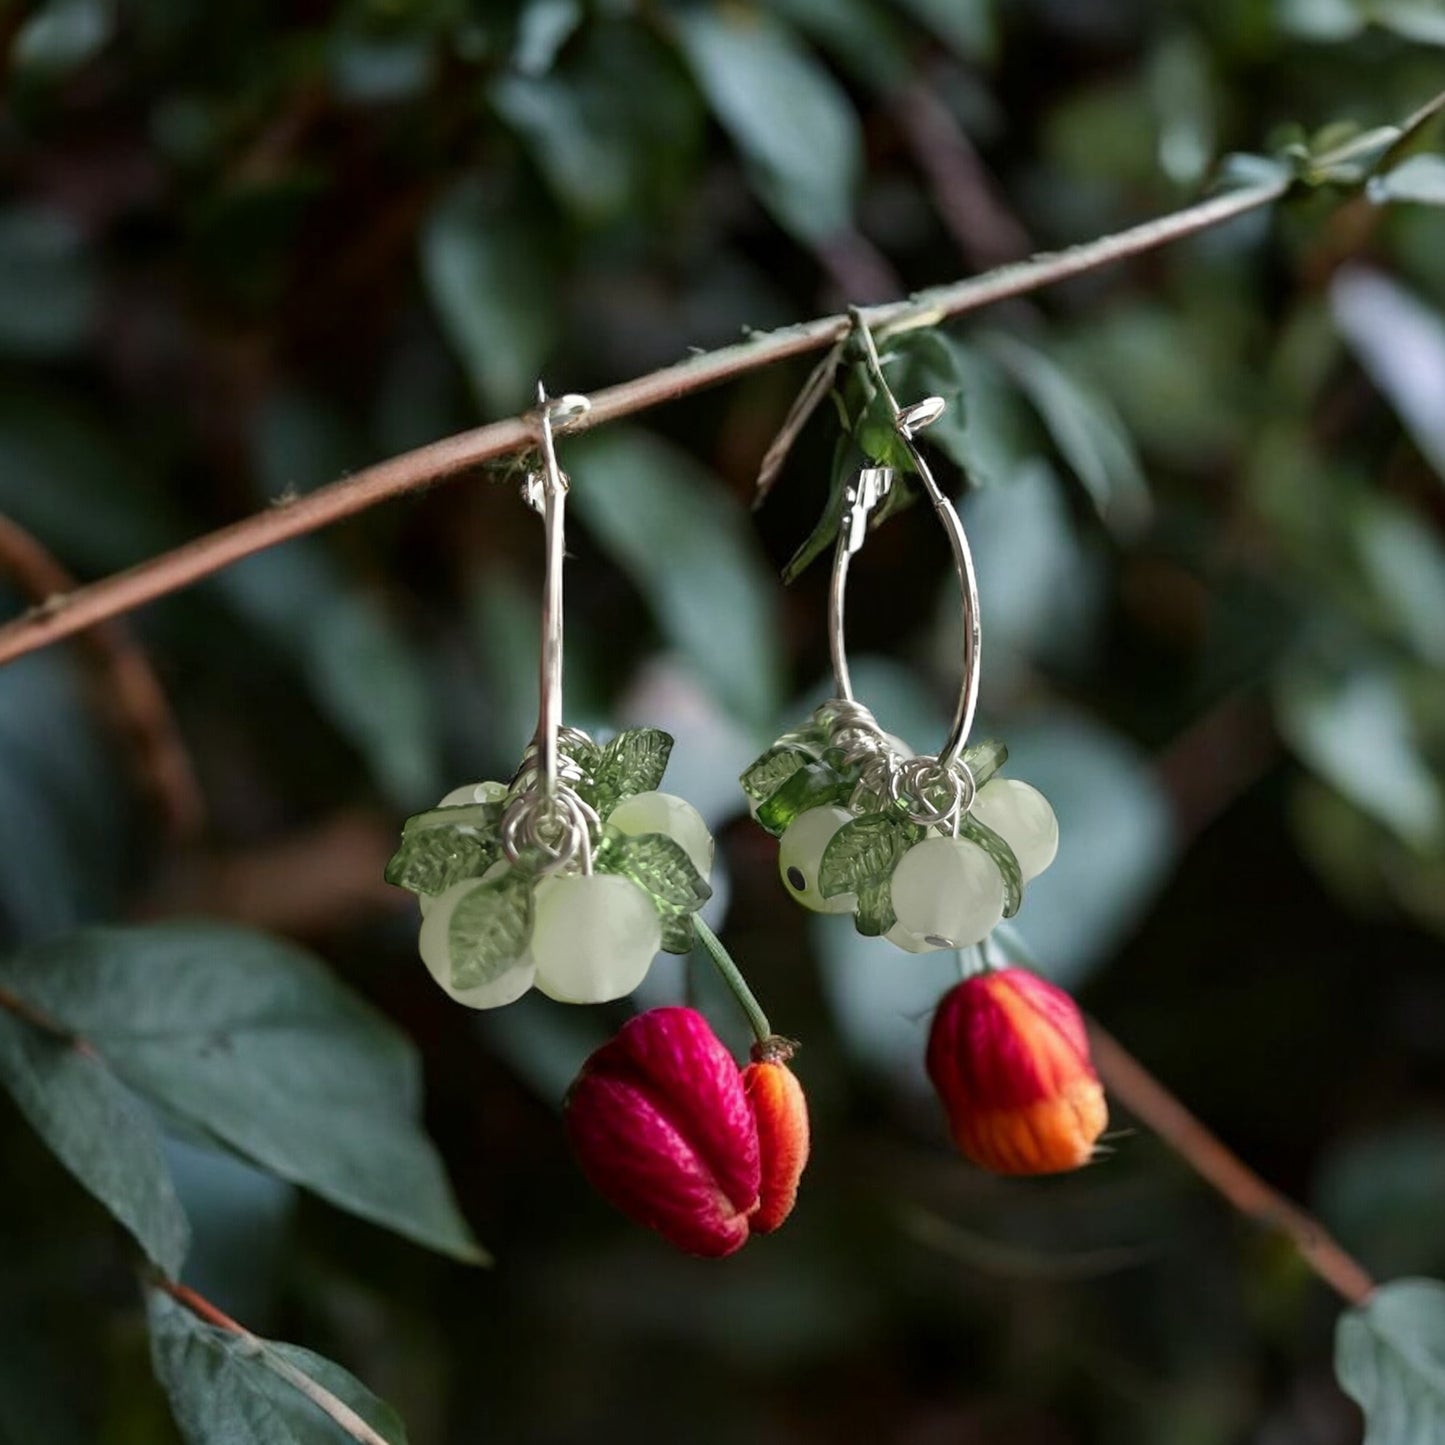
[386,387,717,1009]
[741,324,1060,953]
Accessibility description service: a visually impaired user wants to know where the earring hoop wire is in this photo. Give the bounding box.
[833,313,983,772]
[502,385,599,874]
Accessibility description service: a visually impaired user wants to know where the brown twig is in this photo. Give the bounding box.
[1088,1021,1376,1306]
[0,178,1291,669]
[152,1278,394,1445]
[0,515,205,840]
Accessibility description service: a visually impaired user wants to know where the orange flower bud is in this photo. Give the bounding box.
[926,967,1107,1175]
[742,1041,809,1234]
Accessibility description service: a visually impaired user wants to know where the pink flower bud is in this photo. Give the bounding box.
[564,1007,761,1257]
[926,967,1107,1175]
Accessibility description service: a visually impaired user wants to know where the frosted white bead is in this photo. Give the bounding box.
[778,805,857,914]
[418,869,537,1010]
[437,780,509,807]
[885,920,946,954]
[971,778,1059,882]
[438,784,479,807]
[606,790,714,880]
[530,873,662,1004]
[890,836,1005,948]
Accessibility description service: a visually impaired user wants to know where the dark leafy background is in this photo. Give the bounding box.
[3,0,1445,1441]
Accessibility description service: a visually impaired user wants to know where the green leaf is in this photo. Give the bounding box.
[853,876,896,936]
[892,0,993,61]
[1275,665,1442,849]
[10,0,113,80]
[385,805,502,896]
[1336,1278,1445,1444]
[1371,0,1445,45]
[0,208,96,359]
[819,812,913,899]
[420,178,557,414]
[783,433,854,584]
[569,427,784,726]
[0,1007,189,1275]
[592,727,674,814]
[1370,154,1445,207]
[444,871,534,991]
[1332,268,1445,483]
[147,1286,409,1445]
[0,388,180,573]
[0,923,484,1263]
[218,543,442,811]
[1356,498,1445,667]
[0,648,133,941]
[740,745,813,806]
[511,0,581,76]
[1275,0,1361,39]
[958,814,1023,918]
[493,23,702,224]
[755,761,854,836]
[1317,1121,1445,1280]
[982,332,1151,535]
[659,912,696,956]
[601,832,711,915]
[995,714,1174,990]
[671,8,860,245]
[769,0,911,91]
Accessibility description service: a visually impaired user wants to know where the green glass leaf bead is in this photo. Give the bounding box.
[960,739,1008,790]
[779,805,858,915]
[970,778,1059,882]
[531,873,662,1004]
[890,836,1005,948]
[418,863,539,1007]
[756,761,853,836]
[589,727,674,814]
[740,744,812,815]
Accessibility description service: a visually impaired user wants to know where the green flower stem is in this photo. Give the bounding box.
[692,916,772,1044]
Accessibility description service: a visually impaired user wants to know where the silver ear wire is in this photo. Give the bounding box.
[823,314,985,830]
[500,385,600,875]
[829,464,894,705]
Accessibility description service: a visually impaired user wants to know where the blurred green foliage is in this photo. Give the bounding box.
[3,0,1445,1441]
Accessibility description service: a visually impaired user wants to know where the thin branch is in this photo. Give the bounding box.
[0,178,1288,669]
[154,1278,395,1445]
[1088,1022,1376,1307]
[0,515,205,840]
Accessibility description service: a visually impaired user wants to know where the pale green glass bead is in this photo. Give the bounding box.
[885,920,946,954]
[890,835,1005,948]
[606,790,714,879]
[778,805,857,914]
[531,873,662,1004]
[418,868,537,1010]
[438,780,509,807]
[970,777,1059,882]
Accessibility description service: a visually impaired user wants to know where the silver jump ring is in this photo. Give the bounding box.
[501,787,600,875]
[887,755,974,831]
